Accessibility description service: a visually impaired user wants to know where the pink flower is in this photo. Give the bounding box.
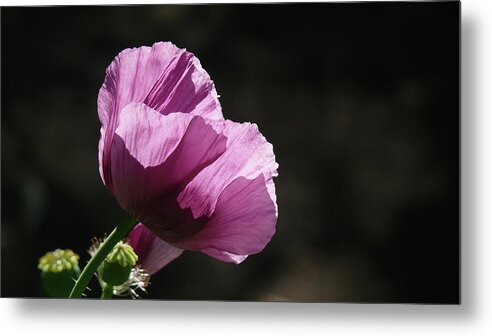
[98,42,278,274]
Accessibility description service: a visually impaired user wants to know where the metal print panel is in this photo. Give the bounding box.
[1,1,460,303]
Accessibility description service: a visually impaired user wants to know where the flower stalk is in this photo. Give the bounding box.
[101,284,114,299]
[69,216,137,298]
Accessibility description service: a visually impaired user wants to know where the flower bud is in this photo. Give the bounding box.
[99,242,138,286]
[38,249,80,298]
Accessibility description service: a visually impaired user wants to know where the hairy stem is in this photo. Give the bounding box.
[69,216,137,298]
[101,284,114,299]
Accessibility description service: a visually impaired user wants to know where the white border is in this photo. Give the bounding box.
[2,0,492,335]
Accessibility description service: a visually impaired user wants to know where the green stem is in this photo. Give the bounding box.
[101,284,114,299]
[69,216,137,298]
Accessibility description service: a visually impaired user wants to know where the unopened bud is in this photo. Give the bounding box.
[99,242,138,286]
[38,249,80,298]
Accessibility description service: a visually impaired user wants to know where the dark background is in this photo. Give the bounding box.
[1,2,459,302]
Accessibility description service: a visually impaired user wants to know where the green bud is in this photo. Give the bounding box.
[99,242,138,286]
[38,249,80,298]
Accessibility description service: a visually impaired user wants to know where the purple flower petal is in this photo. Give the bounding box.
[98,42,222,186]
[174,121,278,263]
[109,103,278,267]
[177,120,278,219]
[185,175,277,264]
[109,102,227,239]
[127,223,183,275]
[98,42,279,272]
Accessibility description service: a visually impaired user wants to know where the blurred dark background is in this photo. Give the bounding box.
[1,2,459,302]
